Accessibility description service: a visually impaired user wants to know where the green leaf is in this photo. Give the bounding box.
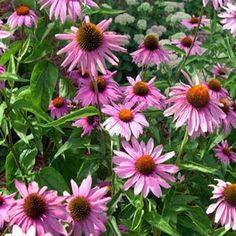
[30,61,58,109]
[163,44,185,55]
[107,216,122,236]
[0,41,21,65]
[17,34,31,62]
[0,102,7,126]
[213,227,229,236]
[0,72,29,82]
[83,5,125,15]
[5,152,18,183]
[108,189,123,214]
[131,208,144,231]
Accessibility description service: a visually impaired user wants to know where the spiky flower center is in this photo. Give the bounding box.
[77,23,103,52]
[224,184,236,207]
[16,5,29,15]
[208,79,221,92]
[23,193,48,219]
[186,84,210,108]
[218,69,226,75]
[135,155,156,175]
[87,115,96,125]
[119,109,133,122]
[190,16,199,24]
[181,36,193,48]
[90,77,107,93]
[144,35,159,51]
[68,196,91,222]
[0,195,4,206]
[223,147,231,156]
[219,98,229,114]
[133,81,149,96]
[78,69,90,78]
[52,97,64,108]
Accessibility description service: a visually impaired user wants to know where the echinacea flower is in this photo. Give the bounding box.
[123,75,166,110]
[204,79,228,99]
[211,63,231,79]
[9,180,68,236]
[214,140,236,165]
[181,15,208,29]
[39,0,98,23]
[0,65,6,89]
[75,71,121,107]
[64,175,111,236]
[69,69,90,87]
[7,5,38,29]
[48,97,69,119]
[0,193,15,229]
[131,34,170,66]
[5,225,36,236]
[219,3,236,36]
[56,16,127,76]
[219,98,236,134]
[164,83,226,137]
[113,137,178,198]
[203,0,228,9]
[72,115,100,136]
[172,35,203,55]
[102,102,149,140]
[206,179,236,230]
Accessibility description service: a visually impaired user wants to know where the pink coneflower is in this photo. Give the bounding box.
[123,75,166,110]
[219,3,236,36]
[206,179,236,230]
[48,97,69,119]
[65,175,111,236]
[9,180,68,236]
[0,65,6,89]
[7,5,38,29]
[211,63,231,79]
[56,16,127,76]
[0,193,15,229]
[204,79,228,99]
[113,137,178,198]
[72,115,100,136]
[131,34,169,67]
[75,71,121,107]
[214,140,236,165]
[181,15,208,29]
[172,35,203,55]
[5,225,36,236]
[69,69,90,87]
[102,102,149,141]
[164,83,226,137]
[203,0,228,9]
[219,98,236,134]
[39,0,98,23]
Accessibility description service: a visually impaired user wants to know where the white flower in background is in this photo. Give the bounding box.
[159,39,171,46]
[160,1,185,13]
[137,19,147,30]
[170,32,186,40]
[126,0,139,6]
[146,25,167,37]
[115,13,135,25]
[167,54,181,69]
[137,2,153,13]
[166,12,191,24]
[133,34,145,44]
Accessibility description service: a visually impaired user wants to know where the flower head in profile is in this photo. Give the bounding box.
[203,0,228,9]
[5,225,36,236]
[65,175,111,236]
[7,5,38,29]
[214,140,236,165]
[69,69,91,87]
[56,16,127,76]
[131,34,170,66]
[48,97,69,119]
[206,179,236,230]
[0,192,15,229]
[9,180,68,236]
[113,138,178,198]
[0,65,6,89]
[39,0,98,23]
[72,115,100,136]
[211,63,231,79]
[204,79,228,99]
[181,15,208,29]
[75,71,121,107]
[172,35,203,55]
[164,83,225,137]
[123,75,166,110]
[102,102,149,140]
[219,3,236,37]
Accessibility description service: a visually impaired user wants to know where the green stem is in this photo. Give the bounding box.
[176,130,188,164]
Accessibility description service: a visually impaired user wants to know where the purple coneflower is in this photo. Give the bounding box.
[7,5,38,29]
[172,35,203,55]
[123,75,166,110]
[206,179,236,230]
[204,79,228,99]
[113,137,178,198]
[211,63,231,79]
[69,69,90,87]
[65,175,111,236]
[56,16,127,76]
[48,97,69,119]
[102,102,149,141]
[203,0,228,9]
[181,15,208,29]
[214,140,236,165]
[75,71,121,107]
[131,34,170,67]
[9,180,68,236]
[164,83,225,137]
